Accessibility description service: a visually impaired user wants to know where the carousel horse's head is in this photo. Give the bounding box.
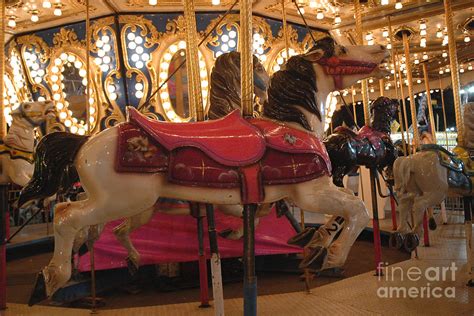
[463,102,474,148]
[11,101,56,127]
[369,96,399,134]
[263,37,389,136]
[303,37,390,92]
[209,51,270,119]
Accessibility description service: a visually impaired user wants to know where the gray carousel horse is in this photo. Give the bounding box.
[392,103,473,257]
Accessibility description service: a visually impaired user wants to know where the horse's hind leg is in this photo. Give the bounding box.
[113,207,155,273]
[291,178,369,271]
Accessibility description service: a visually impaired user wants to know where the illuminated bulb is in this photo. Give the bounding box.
[387,43,392,49]
[309,0,317,8]
[90,107,96,114]
[419,20,426,30]
[54,7,62,16]
[468,65,473,71]
[414,59,419,64]
[67,55,76,63]
[127,33,136,41]
[178,41,186,49]
[79,69,87,77]
[100,64,109,72]
[212,0,220,4]
[103,44,111,52]
[464,34,471,43]
[420,29,427,36]
[382,29,389,38]
[149,0,157,5]
[221,44,229,52]
[65,119,72,127]
[381,0,389,5]
[439,70,444,74]
[94,57,102,65]
[74,60,83,68]
[128,42,137,50]
[460,68,465,73]
[70,126,78,134]
[109,93,117,101]
[423,53,428,60]
[31,13,39,22]
[229,31,237,38]
[60,53,68,60]
[436,28,443,38]
[221,34,229,42]
[368,39,374,46]
[8,17,16,28]
[135,91,144,99]
[316,10,324,20]
[102,35,110,43]
[136,61,144,69]
[365,32,373,41]
[395,0,402,9]
[108,85,116,93]
[103,56,111,64]
[229,40,236,48]
[135,83,144,91]
[442,51,448,58]
[416,79,421,84]
[136,46,144,54]
[42,0,52,8]
[334,14,341,25]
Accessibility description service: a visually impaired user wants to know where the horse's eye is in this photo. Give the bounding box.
[23,103,31,110]
[340,46,347,55]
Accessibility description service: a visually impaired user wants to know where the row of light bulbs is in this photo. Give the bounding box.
[7,0,63,28]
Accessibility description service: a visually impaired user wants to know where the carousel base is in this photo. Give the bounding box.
[4,210,473,315]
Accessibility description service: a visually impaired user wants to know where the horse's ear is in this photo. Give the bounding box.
[302,48,324,62]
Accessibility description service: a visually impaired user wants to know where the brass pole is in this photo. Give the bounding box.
[281,0,290,61]
[439,78,449,148]
[351,87,358,126]
[0,0,6,138]
[241,0,254,117]
[443,0,464,146]
[379,79,384,97]
[388,16,406,155]
[183,0,204,121]
[86,0,91,135]
[397,63,411,152]
[354,0,370,125]
[402,32,420,149]
[422,63,437,143]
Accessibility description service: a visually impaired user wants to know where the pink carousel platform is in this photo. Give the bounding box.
[78,205,300,271]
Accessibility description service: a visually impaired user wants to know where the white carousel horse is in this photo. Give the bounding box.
[391,102,474,252]
[0,101,55,186]
[71,52,272,272]
[20,37,389,303]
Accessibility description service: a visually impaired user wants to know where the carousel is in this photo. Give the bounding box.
[0,0,472,315]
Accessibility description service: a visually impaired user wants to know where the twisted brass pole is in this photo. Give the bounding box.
[281,0,290,61]
[379,79,384,97]
[241,0,254,117]
[422,63,437,143]
[388,16,406,155]
[439,78,449,149]
[402,32,419,149]
[183,0,204,121]
[86,0,91,135]
[0,0,6,138]
[354,0,370,125]
[397,59,410,152]
[351,86,358,126]
[443,0,464,146]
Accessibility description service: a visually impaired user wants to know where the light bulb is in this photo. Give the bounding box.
[31,13,39,22]
[42,0,51,8]
[382,29,389,38]
[420,29,427,36]
[381,0,389,4]
[419,20,426,30]
[8,17,16,28]
[436,29,443,38]
[316,10,324,20]
[212,0,220,4]
[54,7,62,16]
[334,14,341,25]
[464,35,470,43]
[149,0,157,5]
[387,43,392,49]
[468,65,473,71]
[442,51,447,58]
[395,0,402,9]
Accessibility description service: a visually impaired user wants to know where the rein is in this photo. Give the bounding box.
[316,57,377,90]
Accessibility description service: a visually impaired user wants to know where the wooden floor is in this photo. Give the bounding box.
[2,211,473,315]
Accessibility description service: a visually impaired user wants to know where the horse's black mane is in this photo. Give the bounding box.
[370,97,399,134]
[263,55,321,131]
[208,52,260,119]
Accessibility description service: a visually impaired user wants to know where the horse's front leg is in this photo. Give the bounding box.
[113,207,155,274]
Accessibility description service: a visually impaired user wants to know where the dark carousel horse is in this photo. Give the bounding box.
[290,97,400,271]
[325,96,399,188]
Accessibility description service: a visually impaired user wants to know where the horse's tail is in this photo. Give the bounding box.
[393,157,412,194]
[18,132,89,207]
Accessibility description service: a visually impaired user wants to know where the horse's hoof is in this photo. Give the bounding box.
[317,267,345,278]
[389,232,404,250]
[299,247,327,271]
[429,217,437,231]
[288,227,316,248]
[126,257,139,276]
[28,272,48,306]
[218,228,234,239]
[403,233,420,253]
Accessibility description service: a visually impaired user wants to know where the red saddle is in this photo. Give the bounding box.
[128,107,265,167]
[121,108,331,203]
